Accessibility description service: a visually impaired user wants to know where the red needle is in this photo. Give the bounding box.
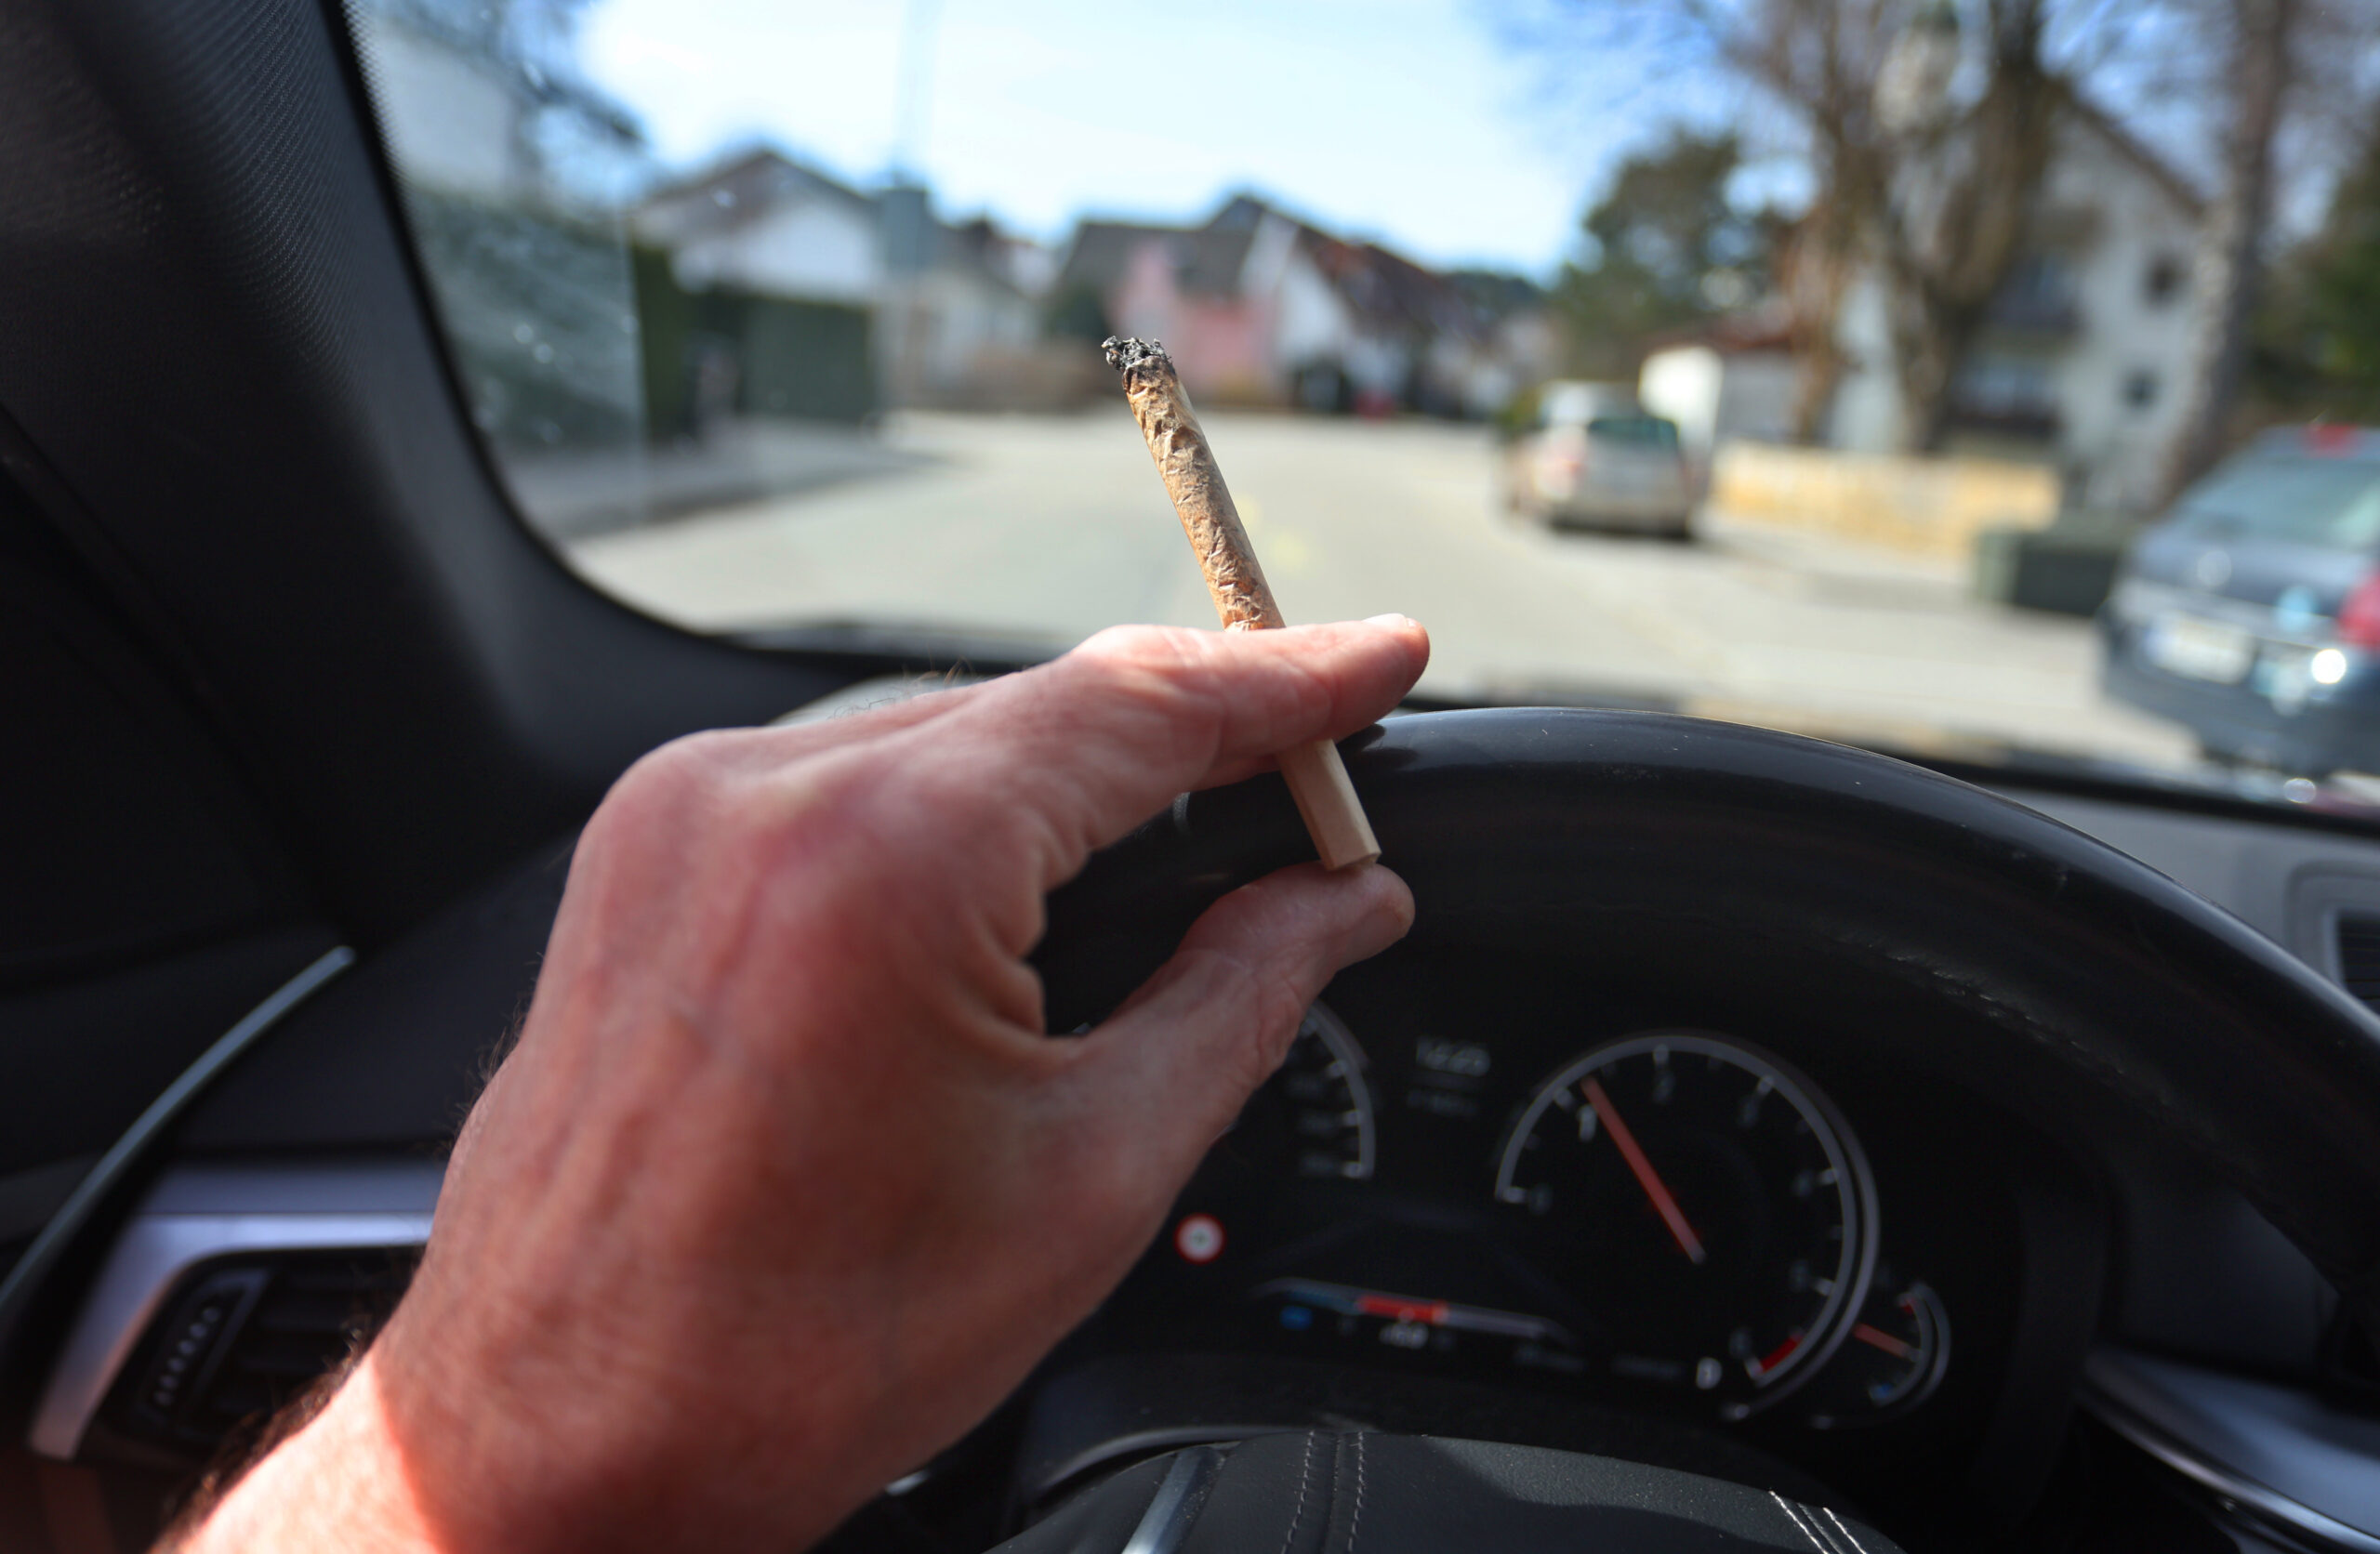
[1581,1076,1707,1265]
[1853,1323,1914,1360]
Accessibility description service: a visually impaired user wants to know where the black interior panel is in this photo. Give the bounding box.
[177,838,574,1154]
[0,0,849,955]
[0,472,307,991]
[0,928,337,1187]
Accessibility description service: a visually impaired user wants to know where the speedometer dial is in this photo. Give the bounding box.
[1494,1033,1875,1416]
[1221,1003,1375,1180]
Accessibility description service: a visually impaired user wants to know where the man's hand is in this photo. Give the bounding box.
[177,618,1429,1554]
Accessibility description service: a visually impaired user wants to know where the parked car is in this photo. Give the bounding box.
[1502,381,1694,537]
[2102,425,2380,773]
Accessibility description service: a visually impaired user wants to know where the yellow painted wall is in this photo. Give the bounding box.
[1710,441,2061,559]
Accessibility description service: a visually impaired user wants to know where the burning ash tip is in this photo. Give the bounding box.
[1102,336,1171,375]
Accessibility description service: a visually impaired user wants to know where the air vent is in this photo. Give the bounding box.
[99,1247,418,1455]
[2337,913,2380,1015]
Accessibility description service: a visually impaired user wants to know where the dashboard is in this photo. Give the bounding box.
[1039,941,2096,1529]
[17,747,2380,1552]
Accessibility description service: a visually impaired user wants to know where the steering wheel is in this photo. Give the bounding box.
[998,708,2380,1553]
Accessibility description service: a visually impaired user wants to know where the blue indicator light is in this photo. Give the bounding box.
[1279,1304,1316,1332]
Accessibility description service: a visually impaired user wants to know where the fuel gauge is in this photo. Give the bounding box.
[1805,1275,1949,1429]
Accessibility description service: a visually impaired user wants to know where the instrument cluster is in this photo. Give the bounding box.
[1091,954,2026,1444]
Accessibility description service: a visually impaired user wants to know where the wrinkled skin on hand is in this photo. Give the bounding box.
[177,619,1428,1554]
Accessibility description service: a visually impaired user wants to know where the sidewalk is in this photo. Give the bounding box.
[503,417,936,542]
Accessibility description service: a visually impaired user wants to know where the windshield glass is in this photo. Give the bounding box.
[2171,455,2380,547]
[345,0,2380,807]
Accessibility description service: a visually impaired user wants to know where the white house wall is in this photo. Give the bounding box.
[1240,215,1300,305]
[916,271,1038,387]
[673,201,879,306]
[1713,352,1799,446]
[359,22,523,200]
[1271,252,1354,373]
[1823,116,2202,511]
[1831,271,1905,454]
[1641,346,1726,453]
[2039,130,2199,511]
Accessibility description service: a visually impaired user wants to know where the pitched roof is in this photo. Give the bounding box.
[636,147,875,244]
[1055,198,1266,299]
[1055,192,1477,338]
[633,149,1031,296]
[2058,89,2208,218]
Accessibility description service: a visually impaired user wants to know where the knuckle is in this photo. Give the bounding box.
[1188,945,1311,1097]
[595,728,888,879]
[595,732,735,836]
[1078,622,1206,669]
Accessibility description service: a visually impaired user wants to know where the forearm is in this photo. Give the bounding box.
[164,1353,443,1554]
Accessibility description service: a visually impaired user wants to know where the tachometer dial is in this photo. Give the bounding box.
[1494,1032,1876,1416]
[1219,1003,1376,1180]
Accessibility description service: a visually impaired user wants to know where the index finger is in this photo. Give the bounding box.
[896,618,1427,886]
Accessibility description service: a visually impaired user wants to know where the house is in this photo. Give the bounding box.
[1826,99,2204,512]
[1638,310,1803,488]
[352,0,645,211]
[638,151,883,307]
[631,149,1054,413]
[1055,195,1543,416]
[348,0,650,451]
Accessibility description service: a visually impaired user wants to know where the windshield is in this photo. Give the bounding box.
[345,0,2380,807]
[2170,455,2380,547]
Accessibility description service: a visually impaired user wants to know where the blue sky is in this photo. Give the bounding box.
[576,0,1681,278]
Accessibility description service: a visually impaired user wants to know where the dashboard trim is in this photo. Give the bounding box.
[1117,1442,1229,1554]
[0,945,355,1371]
[28,1160,438,1460]
[1036,1426,1278,1503]
[2082,1348,2380,1554]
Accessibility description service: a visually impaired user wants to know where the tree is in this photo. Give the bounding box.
[1875,0,2064,449]
[2302,122,2380,403]
[2255,107,2380,418]
[2159,0,2299,499]
[1554,128,1780,374]
[1517,0,2380,468]
[2152,0,2380,497]
[1516,1,2139,448]
[1719,0,2068,449]
[1709,0,1897,440]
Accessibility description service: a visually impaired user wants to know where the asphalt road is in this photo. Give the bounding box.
[562,411,2195,771]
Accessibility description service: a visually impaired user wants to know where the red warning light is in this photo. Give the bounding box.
[1173,1214,1224,1264]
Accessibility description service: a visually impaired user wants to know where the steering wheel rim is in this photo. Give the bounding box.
[1038,706,2380,1317]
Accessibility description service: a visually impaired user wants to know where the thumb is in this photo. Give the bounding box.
[1063,862,1415,1203]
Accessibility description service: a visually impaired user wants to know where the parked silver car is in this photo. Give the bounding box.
[1502,381,1694,538]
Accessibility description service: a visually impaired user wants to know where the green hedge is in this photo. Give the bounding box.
[396,188,877,452]
[402,188,643,452]
[632,247,876,436]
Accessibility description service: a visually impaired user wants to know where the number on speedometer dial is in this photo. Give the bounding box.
[1220,1003,1376,1181]
[1494,1033,1876,1416]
